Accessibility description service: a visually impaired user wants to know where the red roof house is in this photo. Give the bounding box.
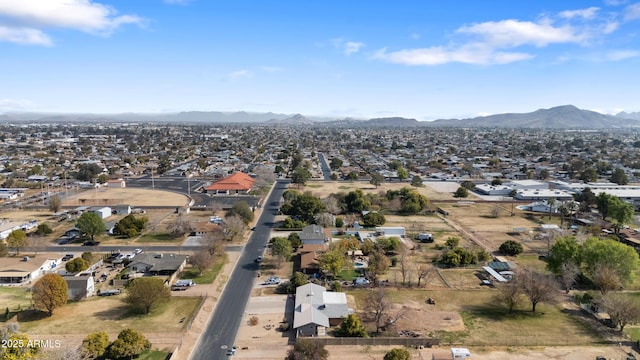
[204,172,255,194]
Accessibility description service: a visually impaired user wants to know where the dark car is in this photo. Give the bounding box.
[82,241,101,246]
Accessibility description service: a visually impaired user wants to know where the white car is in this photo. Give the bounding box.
[265,276,281,285]
[133,248,143,255]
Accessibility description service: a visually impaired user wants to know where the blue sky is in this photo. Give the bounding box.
[1,0,640,120]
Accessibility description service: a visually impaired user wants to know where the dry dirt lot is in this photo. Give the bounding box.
[61,187,189,207]
[302,181,475,201]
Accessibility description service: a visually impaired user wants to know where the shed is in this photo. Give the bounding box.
[451,348,472,358]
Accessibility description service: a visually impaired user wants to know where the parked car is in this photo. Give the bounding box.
[133,248,143,255]
[264,276,281,285]
[82,241,101,246]
[255,255,263,263]
[62,254,74,261]
[98,289,121,296]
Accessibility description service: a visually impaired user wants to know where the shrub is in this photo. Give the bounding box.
[249,316,259,326]
[499,240,524,256]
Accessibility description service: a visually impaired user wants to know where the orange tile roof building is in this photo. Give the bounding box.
[204,172,255,194]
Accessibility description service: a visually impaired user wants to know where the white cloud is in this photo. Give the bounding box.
[457,19,586,47]
[344,41,364,55]
[410,33,421,40]
[331,38,365,56]
[624,2,640,20]
[373,44,532,66]
[558,7,600,20]
[227,70,251,80]
[0,26,52,46]
[0,0,145,45]
[606,49,640,60]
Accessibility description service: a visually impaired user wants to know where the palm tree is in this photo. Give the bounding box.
[547,197,556,220]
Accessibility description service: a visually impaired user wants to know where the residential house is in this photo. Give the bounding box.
[127,253,188,276]
[63,274,95,300]
[299,225,329,245]
[293,283,352,337]
[0,256,59,284]
[298,244,327,275]
[204,172,255,194]
[190,221,219,237]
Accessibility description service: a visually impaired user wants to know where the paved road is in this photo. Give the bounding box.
[37,245,244,253]
[191,180,288,360]
[317,152,332,180]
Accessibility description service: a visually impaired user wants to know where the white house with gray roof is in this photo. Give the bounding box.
[293,283,352,337]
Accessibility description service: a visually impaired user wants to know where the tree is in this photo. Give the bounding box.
[291,166,312,186]
[0,332,40,359]
[384,348,411,360]
[105,329,151,360]
[367,288,390,333]
[336,314,368,337]
[346,171,359,181]
[32,273,68,316]
[559,262,580,293]
[317,248,346,279]
[499,240,523,256]
[582,237,639,286]
[329,157,343,170]
[82,331,110,359]
[461,181,476,190]
[494,281,522,313]
[591,263,622,295]
[370,173,384,188]
[75,163,102,182]
[226,201,254,224]
[362,212,385,227]
[546,236,580,272]
[48,195,62,213]
[65,257,89,273]
[200,228,224,256]
[270,236,292,268]
[0,242,7,257]
[610,168,629,185]
[76,212,106,242]
[445,237,460,248]
[125,278,170,314]
[367,249,390,286]
[189,251,214,275]
[410,175,423,187]
[114,214,147,238]
[6,229,27,255]
[415,263,437,288]
[596,192,614,221]
[610,198,634,233]
[167,212,194,238]
[453,187,469,198]
[285,338,329,360]
[517,269,559,312]
[288,232,302,249]
[35,223,53,236]
[600,293,640,332]
[222,214,246,242]
[396,167,408,180]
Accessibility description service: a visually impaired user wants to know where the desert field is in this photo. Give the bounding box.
[61,187,189,207]
[302,180,475,201]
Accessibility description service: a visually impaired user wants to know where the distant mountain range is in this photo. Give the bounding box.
[2,105,640,129]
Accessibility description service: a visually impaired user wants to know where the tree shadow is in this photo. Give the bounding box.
[16,309,49,322]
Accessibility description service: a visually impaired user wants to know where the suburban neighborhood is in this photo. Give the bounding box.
[1,121,640,360]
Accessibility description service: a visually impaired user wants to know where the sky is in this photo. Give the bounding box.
[1,0,640,121]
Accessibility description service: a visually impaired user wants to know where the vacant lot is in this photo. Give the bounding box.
[349,288,602,347]
[62,188,189,207]
[0,286,32,315]
[302,180,473,201]
[18,296,201,335]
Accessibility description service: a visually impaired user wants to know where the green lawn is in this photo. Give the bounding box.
[336,269,361,281]
[136,232,180,243]
[0,287,32,321]
[138,350,169,360]
[180,255,226,284]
